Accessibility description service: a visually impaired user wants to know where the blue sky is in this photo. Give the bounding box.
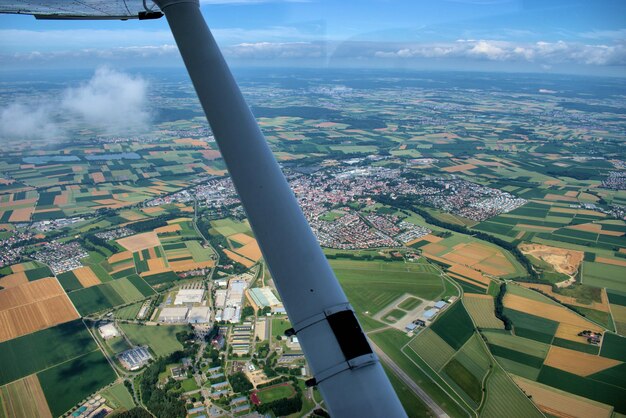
[0,0,624,75]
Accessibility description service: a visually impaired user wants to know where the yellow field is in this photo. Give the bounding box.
[117,231,161,252]
[512,376,612,418]
[169,260,215,272]
[229,233,255,245]
[0,278,79,342]
[234,241,263,262]
[73,266,101,288]
[448,264,491,285]
[224,249,255,268]
[442,163,477,172]
[154,224,182,234]
[10,264,26,273]
[8,207,34,222]
[595,256,626,267]
[544,346,621,376]
[108,251,133,263]
[0,374,53,418]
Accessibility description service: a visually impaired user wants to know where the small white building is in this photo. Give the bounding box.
[98,323,120,339]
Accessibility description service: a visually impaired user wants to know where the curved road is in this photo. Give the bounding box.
[371,342,449,418]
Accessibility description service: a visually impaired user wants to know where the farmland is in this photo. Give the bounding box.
[0,319,97,386]
[0,278,79,342]
[38,349,117,417]
[0,375,52,418]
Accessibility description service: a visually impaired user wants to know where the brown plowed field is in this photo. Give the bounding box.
[544,346,621,376]
[0,272,28,289]
[73,266,101,288]
[117,231,160,252]
[235,241,262,261]
[0,278,79,342]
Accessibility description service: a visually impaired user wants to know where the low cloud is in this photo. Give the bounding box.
[0,67,151,143]
[62,67,151,134]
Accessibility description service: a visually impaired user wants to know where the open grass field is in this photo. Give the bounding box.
[56,270,84,292]
[256,383,295,403]
[430,302,474,350]
[463,294,503,329]
[0,319,97,386]
[119,324,186,357]
[38,349,116,418]
[210,218,252,237]
[271,316,292,340]
[398,296,422,310]
[180,378,199,392]
[0,375,52,418]
[329,259,443,318]
[512,375,613,418]
[100,382,135,411]
[480,365,543,418]
[408,328,456,372]
[0,278,79,342]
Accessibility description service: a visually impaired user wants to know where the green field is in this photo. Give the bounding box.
[462,297,503,329]
[482,330,550,360]
[115,302,144,320]
[100,382,135,411]
[503,308,559,344]
[453,334,491,382]
[38,349,117,417]
[430,302,474,350]
[583,262,626,292]
[384,308,407,322]
[69,283,125,315]
[443,359,482,404]
[181,378,199,392]
[271,316,292,340]
[329,259,443,326]
[185,241,213,262]
[398,296,422,310]
[119,324,187,357]
[57,270,83,292]
[210,218,252,237]
[109,277,145,303]
[599,332,626,362]
[257,383,295,403]
[142,271,180,286]
[0,320,96,386]
[408,328,456,371]
[480,365,543,418]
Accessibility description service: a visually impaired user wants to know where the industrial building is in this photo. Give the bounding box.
[118,346,152,371]
[245,287,284,313]
[187,306,211,324]
[159,307,189,322]
[174,288,205,305]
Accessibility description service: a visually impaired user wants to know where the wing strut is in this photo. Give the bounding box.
[154,0,407,416]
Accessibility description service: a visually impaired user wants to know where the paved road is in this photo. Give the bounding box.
[371,342,449,418]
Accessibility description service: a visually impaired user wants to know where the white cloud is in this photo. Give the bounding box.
[0,67,151,143]
[0,102,60,142]
[225,41,324,58]
[372,39,626,65]
[62,67,151,135]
